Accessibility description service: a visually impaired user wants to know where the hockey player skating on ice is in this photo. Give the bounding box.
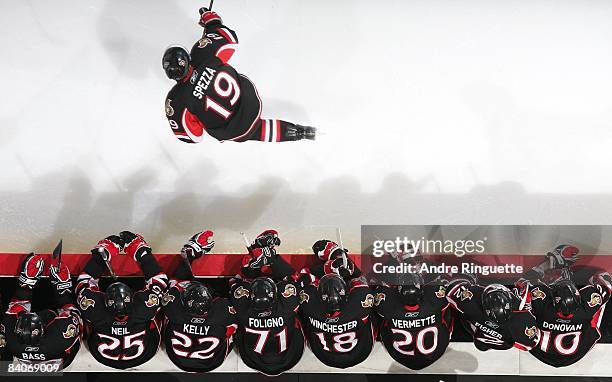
[163,7,316,143]
[375,272,453,370]
[230,233,304,376]
[516,245,612,367]
[76,232,168,369]
[2,253,82,368]
[162,230,239,372]
[447,274,540,351]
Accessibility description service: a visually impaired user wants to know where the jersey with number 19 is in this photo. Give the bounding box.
[165,57,262,143]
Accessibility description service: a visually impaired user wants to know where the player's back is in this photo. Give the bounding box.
[4,312,81,369]
[231,281,304,376]
[299,282,375,368]
[529,283,608,367]
[81,291,161,369]
[166,60,244,134]
[376,284,452,370]
[163,287,237,372]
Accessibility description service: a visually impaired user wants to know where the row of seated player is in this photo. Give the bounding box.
[0,230,609,375]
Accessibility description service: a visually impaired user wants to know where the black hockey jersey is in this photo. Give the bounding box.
[447,282,539,351]
[2,302,81,368]
[76,273,167,369]
[165,24,262,143]
[162,279,238,372]
[230,279,304,376]
[299,278,375,368]
[376,284,453,370]
[523,274,611,367]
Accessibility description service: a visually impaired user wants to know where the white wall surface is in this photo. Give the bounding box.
[1,0,612,253]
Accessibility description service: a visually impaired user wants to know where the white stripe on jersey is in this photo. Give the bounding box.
[271,120,278,142]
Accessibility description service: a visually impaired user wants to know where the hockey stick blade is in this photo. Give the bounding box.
[52,239,63,267]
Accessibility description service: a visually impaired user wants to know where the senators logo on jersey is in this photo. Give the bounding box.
[460,289,473,301]
[198,37,212,48]
[145,293,160,308]
[435,286,446,298]
[361,294,375,308]
[282,284,297,298]
[587,293,603,307]
[78,295,95,310]
[374,292,386,306]
[525,326,538,339]
[531,287,546,300]
[234,286,249,299]
[165,99,174,117]
[62,324,77,339]
[161,292,176,306]
[299,291,310,304]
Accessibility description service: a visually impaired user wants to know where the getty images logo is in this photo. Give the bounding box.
[372,237,488,258]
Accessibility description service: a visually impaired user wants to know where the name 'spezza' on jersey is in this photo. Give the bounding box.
[447,282,540,351]
[522,272,612,367]
[162,279,238,373]
[165,21,263,144]
[230,278,304,376]
[376,284,453,370]
[298,275,375,369]
[2,302,82,368]
[75,272,168,369]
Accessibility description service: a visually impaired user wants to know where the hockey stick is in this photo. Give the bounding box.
[97,247,118,279]
[180,246,194,277]
[335,227,348,268]
[52,239,63,268]
[240,232,251,248]
[209,0,214,11]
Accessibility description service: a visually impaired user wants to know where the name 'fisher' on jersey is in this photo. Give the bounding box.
[163,8,316,144]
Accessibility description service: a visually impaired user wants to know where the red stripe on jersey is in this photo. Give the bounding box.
[182,109,206,142]
[260,119,267,141]
[218,28,237,44]
[275,120,281,142]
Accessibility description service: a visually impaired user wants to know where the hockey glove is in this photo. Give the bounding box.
[50,263,72,295]
[198,8,222,27]
[324,257,355,279]
[546,244,579,269]
[120,231,152,262]
[252,229,281,250]
[312,240,344,262]
[182,230,215,261]
[18,253,45,289]
[91,235,123,263]
[247,247,278,269]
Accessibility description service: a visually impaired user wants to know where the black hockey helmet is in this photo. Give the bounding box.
[15,312,43,345]
[105,282,133,318]
[162,46,191,81]
[318,273,347,313]
[551,279,581,315]
[481,284,515,324]
[182,281,212,316]
[397,272,424,306]
[250,277,277,312]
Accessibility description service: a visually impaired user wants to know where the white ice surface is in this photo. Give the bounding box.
[1,0,612,253]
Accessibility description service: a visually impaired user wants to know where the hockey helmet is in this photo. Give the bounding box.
[162,46,191,81]
[182,281,212,316]
[15,312,43,345]
[551,279,581,315]
[318,273,347,312]
[397,272,424,306]
[481,284,515,324]
[105,282,133,318]
[250,277,277,312]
